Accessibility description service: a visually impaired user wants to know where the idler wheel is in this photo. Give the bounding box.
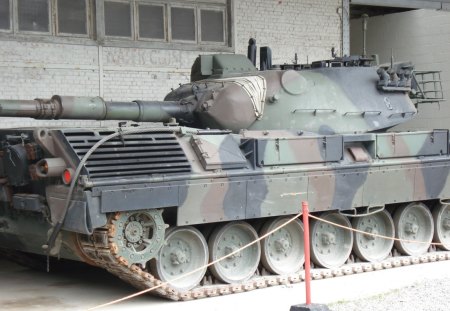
[352,210,395,262]
[151,226,208,291]
[208,221,260,284]
[310,212,353,268]
[394,202,434,256]
[260,217,304,275]
[432,203,450,251]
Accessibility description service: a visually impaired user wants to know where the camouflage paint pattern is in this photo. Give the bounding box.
[3,125,444,232]
[0,53,447,264]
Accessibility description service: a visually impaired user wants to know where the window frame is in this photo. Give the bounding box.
[0,0,234,53]
[97,0,233,51]
[135,1,166,42]
[103,0,134,40]
[198,5,226,46]
[55,0,91,38]
[15,0,52,35]
[168,3,197,44]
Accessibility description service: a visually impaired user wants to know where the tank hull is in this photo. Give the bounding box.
[0,124,449,300]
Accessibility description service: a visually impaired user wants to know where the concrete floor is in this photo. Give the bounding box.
[0,257,449,311]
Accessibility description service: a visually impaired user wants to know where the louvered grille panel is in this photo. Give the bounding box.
[61,129,191,180]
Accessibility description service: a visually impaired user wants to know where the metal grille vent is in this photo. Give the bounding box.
[61,129,191,180]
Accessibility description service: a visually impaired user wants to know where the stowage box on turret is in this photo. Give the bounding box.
[0,46,449,300]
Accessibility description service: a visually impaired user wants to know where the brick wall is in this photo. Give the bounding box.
[235,0,342,66]
[0,0,342,105]
[350,9,450,131]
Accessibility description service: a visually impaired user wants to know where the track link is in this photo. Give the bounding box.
[76,217,450,301]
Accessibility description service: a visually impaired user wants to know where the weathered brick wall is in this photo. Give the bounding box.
[351,9,450,131]
[0,42,100,99]
[0,0,342,103]
[101,47,196,101]
[235,0,342,65]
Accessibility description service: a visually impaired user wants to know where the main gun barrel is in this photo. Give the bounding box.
[0,96,195,123]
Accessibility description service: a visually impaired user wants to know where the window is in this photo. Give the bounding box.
[0,0,11,31]
[138,4,164,40]
[57,0,88,35]
[200,9,224,43]
[171,7,196,41]
[100,0,231,48]
[1,0,91,37]
[0,0,233,51]
[104,1,132,37]
[18,0,50,33]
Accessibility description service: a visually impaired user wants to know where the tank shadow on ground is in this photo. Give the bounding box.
[0,254,169,305]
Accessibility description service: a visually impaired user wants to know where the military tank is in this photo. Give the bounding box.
[0,43,449,300]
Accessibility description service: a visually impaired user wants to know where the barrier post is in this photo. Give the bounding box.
[302,201,312,305]
[290,201,330,311]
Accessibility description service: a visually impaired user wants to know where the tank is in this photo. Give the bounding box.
[0,46,449,301]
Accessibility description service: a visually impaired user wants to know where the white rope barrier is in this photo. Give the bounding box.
[87,209,445,310]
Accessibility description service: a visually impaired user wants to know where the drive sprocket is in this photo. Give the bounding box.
[109,210,166,266]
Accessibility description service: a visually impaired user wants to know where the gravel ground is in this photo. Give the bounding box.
[329,277,450,311]
[1,254,449,311]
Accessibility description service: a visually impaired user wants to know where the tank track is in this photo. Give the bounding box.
[77,216,450,301]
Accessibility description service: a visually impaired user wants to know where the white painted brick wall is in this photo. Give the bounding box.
[101,46,195,101]
[350,9,450,131]
[0,0,342,105]
[235,0,342,65]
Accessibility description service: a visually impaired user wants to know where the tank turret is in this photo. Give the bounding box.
[168,53,419,134]
[0,53,418,134]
